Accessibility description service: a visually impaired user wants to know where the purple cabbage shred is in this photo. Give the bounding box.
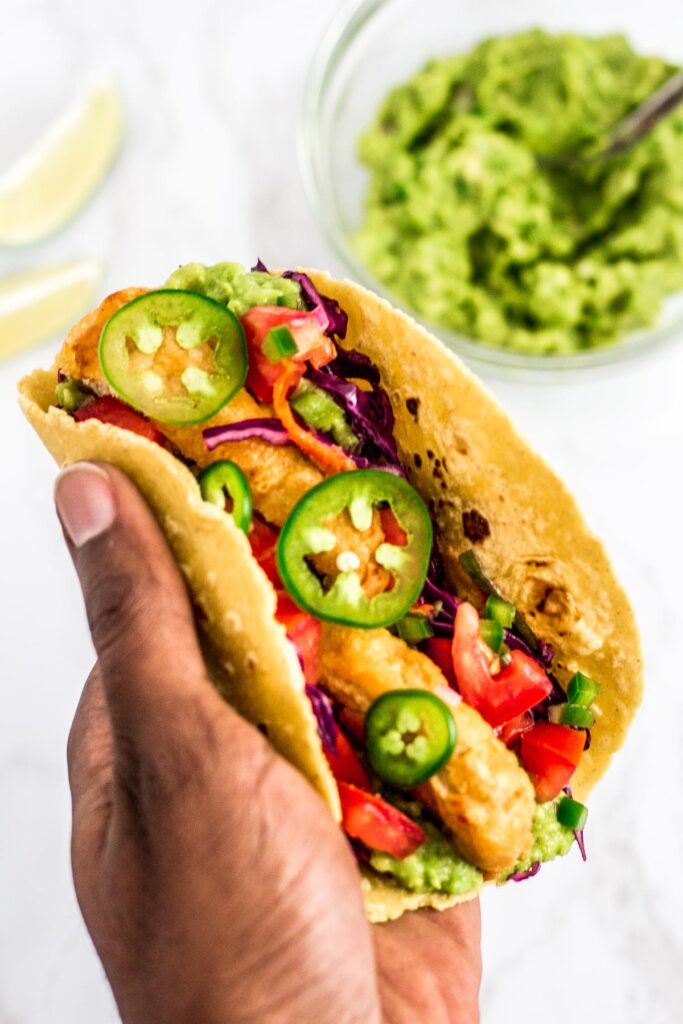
[282,270,348,339]
[563,785,588,862]
[305,684,338,754]
[306,365,399,466]
[510,861,541,883]
[203,418,292,450]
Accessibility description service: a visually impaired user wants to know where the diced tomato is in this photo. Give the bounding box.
[248,517,278,559]
[339,707,366,743]
[451,602,552,728]
[424,636,456,688]
[241,306,334,404]
[74,395,166,446]
[520,722,586,802]
[379,506,407,547]
[325,729,371,789]
[248,518,280,586]
[275,591,320,683]
[337,782,426,859]
[497,710,535,749]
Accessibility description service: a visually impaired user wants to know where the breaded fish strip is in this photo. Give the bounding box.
[318,622,535,875]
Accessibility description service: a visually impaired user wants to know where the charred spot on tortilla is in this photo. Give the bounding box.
[462,509,490,543]
[413,453,422,468]
[406,397,420,421]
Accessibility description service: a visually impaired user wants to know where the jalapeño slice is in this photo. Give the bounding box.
[365,690,457,787]
[197,459,252,534]
[99,289,247,425]
[276,469,432,628]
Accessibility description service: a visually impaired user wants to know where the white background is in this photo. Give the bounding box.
[1,2,682,1022]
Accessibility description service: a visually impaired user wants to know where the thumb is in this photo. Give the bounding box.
[54,461,218,758]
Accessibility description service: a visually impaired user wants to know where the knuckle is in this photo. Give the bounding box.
[116,694,219,810]
[85,568,149,656]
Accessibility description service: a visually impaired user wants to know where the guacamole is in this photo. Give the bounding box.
[370,798,576,895]
[370,823,484,896]
[506,799,576,879]
[355,31,683,354]
[165,261,301,316]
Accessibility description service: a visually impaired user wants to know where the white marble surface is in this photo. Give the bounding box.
[1,1,682,1021]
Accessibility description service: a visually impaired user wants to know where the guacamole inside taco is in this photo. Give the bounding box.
[19,260,643,922]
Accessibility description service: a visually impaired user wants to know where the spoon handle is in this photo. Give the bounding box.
[603,68,683,159]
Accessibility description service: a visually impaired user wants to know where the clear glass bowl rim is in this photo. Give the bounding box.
[300,0,683,379]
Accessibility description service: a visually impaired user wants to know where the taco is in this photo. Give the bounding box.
[18,260,642,922]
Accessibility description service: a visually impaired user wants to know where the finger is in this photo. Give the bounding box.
[54,462,213,752]
[67,664,115,873]
[374,899,481,1022]
[67,662,114,806]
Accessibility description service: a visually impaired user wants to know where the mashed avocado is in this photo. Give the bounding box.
[505,799,576,879]
[370,799,575,895]
[165,262,301,316]
[370,823,484,896]
[355,31,683,353]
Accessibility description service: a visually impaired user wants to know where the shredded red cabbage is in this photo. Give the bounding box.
[503,630,554,668]
[203,419,292,450]
[306,365,400,466]
[325,348,381,386]
[510,861,541,882]
[305,684,338,754]
[251,259,348,339]
[282,270,348,340]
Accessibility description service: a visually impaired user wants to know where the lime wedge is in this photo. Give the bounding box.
[0,260,101,361]
[0,79,122,246]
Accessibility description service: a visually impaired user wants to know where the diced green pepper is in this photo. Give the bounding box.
[262,324,298,364]
[485,594,515,628]
[394,613,435,643]
[459,549,545,658]
[480,618,504,652]
[556,796,588,830]
[567,671,601,707]
[290,380,359,450]
[548,703,595,728]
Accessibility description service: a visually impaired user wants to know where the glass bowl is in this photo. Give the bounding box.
[301,0,683,378]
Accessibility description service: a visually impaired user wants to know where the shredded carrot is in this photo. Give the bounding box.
[273,360,357,475]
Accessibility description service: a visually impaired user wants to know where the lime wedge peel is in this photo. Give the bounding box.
[0,78,123,246]
[0,260,101,361]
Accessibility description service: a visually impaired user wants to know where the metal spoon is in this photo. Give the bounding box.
[541,68,683,168]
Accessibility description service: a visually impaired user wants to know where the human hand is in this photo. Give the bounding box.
[55,462,482,1024]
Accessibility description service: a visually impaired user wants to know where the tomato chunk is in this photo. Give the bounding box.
[74,395,166,446]
[424,636,456,688]
[379,506,408,547]
[248,518,280,586]
[451,602,552,727]
[275,592,320,684]
[338,782,426,859]
[521,722,586,802]
[325,730,371,789]
[497,710,535,749]
[241,306,334,404]
[339,707,366,743]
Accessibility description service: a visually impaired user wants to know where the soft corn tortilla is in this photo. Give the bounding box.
[18,270,642,923]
